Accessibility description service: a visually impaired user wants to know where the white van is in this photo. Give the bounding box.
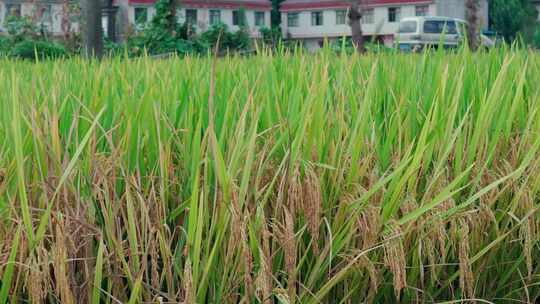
[396,16,494,51]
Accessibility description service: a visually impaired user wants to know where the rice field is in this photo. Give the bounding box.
[0,48,540,303]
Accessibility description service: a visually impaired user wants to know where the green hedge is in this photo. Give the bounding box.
[10,40,68,60]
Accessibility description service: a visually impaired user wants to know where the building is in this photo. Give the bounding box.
[0,0,73,35]
[0,0,271,39]
[127,0,271,38]
[280,0,489,50]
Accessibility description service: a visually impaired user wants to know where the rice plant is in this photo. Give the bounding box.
[1,47,540,303]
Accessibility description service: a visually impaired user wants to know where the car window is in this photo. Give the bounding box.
[423,20,457,34]
[398,21,417,33]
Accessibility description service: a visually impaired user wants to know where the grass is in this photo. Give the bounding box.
[0,46,539,303]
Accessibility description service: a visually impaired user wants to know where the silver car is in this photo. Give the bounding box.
[396,16,494,52]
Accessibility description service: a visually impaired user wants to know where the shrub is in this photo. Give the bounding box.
[129,0,194,56]
[176,39,208,55]
[0,37,12,56]
[534,24,540,48]
[199,23,233,50]
[331,38,394,54]
[10,40,68,60]
[4,16,40,42]
[259,26,282,48]
[200,23,251,52]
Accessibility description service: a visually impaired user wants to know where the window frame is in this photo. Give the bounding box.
[287,12,299,27]
[415,5,429,17]
[423,20,458,34]
[362,8,374,24]
[36,4,52,29]
[311,11,323,26]
[185,9,198,25]
[398,20,418,33]
[232,10,246,26]
[134,6,149,26]
[255,11,265,27]
[209,9,221,25]
[335,10,347,25]
[388,7,400,23]
[5,3,22,19]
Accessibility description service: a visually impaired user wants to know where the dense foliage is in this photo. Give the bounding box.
[534,24,540,48]
[9,40,68,60]
[271,0,286,27]
[117,0,253,56]
[1,47,540,303]
[489,0,539,42]
[0,0,259,59]
[0,15,68,59]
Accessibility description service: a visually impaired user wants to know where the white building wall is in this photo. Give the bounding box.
[128,6,270,38]
[282,0,494,51]
[0,2,66,35]
[282,4,437,46]
[1,1,271,38]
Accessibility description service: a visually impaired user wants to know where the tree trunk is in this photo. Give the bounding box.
[168,0,178,33]
[348,1,365,53]
[81,0,103,58]
[466,0,479,50]
[61,0,71,39]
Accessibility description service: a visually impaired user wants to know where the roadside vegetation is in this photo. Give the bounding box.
[0,1,268,60]
[1,46,539,303]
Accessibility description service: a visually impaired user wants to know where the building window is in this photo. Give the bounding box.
[5,4,22,18]
[102,15,109,36]
[255,11,265,26]
[415,5,429,17]
[362,8,374,24]
[388,7,400,23]
[36,4,52,29]
[336,10,346,25]
[232,10,246,26]
[134,7,148,25]
[287,12,299,27]
[209,10,221,25]
[311,11,323,26]
[186,9,197,25]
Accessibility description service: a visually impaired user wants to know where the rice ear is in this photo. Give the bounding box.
[53,218,75,304]
[27,252,46,304]
[287,166,302,217]
[458,218,474,299]
[241,212,254,301]
[257,215,273,304]
[302,169,322,255]
[278,208,297,304]
[183,258,194,304]
[383,223,406,300]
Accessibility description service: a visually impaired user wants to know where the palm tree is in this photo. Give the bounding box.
[348,0,365,53]
[466,0,479,50]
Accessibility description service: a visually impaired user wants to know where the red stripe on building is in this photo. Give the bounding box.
[129,0,272,10]
[281,0,433,11]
